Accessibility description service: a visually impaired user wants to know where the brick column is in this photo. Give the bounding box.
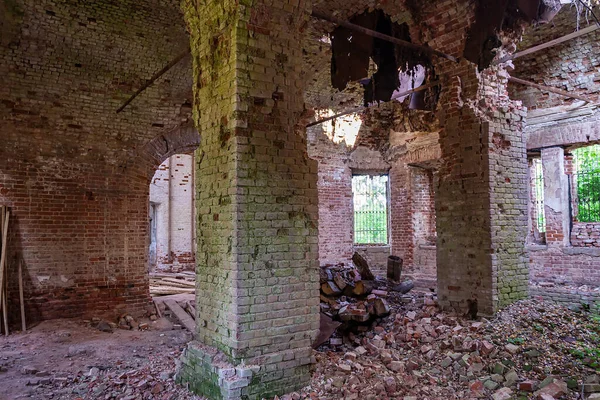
[436,62,529,315]
[389,163,414,268]
[541,147,570,246]
[177,1,319,399]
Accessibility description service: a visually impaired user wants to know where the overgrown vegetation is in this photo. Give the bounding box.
[573,145,600,222]
[353,175,388,244]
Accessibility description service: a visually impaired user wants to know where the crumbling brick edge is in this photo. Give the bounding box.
[175,341,312,400]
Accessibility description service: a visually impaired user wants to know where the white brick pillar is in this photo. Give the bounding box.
[541,147,570,246]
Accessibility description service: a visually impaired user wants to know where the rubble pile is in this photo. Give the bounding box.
[31,347,199,400]
[300,299,600,400]
[85,305,158,333]
[320,263,392,324]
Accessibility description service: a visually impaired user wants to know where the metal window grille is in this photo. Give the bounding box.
[573,145,600,222]
[532,159,546,233]
[352,175,388,244]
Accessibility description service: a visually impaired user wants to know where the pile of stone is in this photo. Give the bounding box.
[319,263,391,323]
[88,305,157,333]
[299,299,600,400]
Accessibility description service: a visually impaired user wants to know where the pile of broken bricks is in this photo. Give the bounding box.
[319,262,393,323]
[317,252,417,348]
[297,298,600,400]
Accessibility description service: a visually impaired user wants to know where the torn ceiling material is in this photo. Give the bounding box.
[327,10,437,107]
[464,0,562,70]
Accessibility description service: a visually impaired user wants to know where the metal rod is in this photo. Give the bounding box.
[311,11,459,63]
[497,24,600,64]
[508,76,596,103]
[306,80,441,128]
[116,49,191,113]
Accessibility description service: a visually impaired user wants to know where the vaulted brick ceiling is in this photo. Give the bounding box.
[0,0,193,164]
[2,0,591,166]
[511,4,600,109]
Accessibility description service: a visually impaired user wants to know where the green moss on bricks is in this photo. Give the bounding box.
[3,0,24,17]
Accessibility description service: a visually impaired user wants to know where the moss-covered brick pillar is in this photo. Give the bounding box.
[177,1,319,399]
[435,61,529,315]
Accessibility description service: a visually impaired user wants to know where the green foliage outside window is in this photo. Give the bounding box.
[352,175,388,244]
[574,145,600,222]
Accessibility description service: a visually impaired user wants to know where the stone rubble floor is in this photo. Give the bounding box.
[292,295,600,400]
[0,296,599,400]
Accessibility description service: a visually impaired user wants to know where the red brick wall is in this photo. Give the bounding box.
[307,126,354,266]
[389,164,411,267]
[530,247,600,285]
[1,159,151,323]
[409,168,437,286]
[308,105,441,272]
[0,123,199,325]
[0,0,197,326]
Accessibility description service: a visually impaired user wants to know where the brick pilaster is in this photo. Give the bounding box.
[436,62,529,314]
[178,1,319,399]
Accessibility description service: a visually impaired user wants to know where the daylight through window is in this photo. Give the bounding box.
[573,145,600,222]
[352,175,389,244]
[532,158,546,234]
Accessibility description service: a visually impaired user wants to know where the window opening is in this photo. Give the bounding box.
[573,145,600,222]
[532,158,546,234]
[352,174,389,244]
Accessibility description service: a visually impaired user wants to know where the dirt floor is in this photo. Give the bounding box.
[1,292,599,400]
[0,310,200,400]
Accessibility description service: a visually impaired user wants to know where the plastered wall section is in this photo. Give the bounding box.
[149,154,195,272]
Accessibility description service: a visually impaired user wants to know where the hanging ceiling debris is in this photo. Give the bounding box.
[329,10,437,109]
[464,0,563,70]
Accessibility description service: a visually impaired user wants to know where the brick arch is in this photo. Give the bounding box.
[138,120,201,180]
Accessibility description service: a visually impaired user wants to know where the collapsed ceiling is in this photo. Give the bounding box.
[464,0,563,70]
[329,10,437,108]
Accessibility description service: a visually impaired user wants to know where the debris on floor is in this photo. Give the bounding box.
[1,281,599,400]
[150,272,195,296]
[298,298,600,400]
[0,318,199,400]
[318,258,415,347]
[153,294,196,334]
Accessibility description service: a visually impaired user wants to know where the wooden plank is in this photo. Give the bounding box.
[150,280,194,289]
[508,76,597,104]
[153,299,162,318]
[160,277,195,287]
[149,287,195,295]
[164,299,196,333]
[527,102,597,127]
[497,24,600,64]
[311,11,459,63]
[186,300,196,321]
[150,272,195,281]
[0,209,9,336]
[19,259,25,332]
